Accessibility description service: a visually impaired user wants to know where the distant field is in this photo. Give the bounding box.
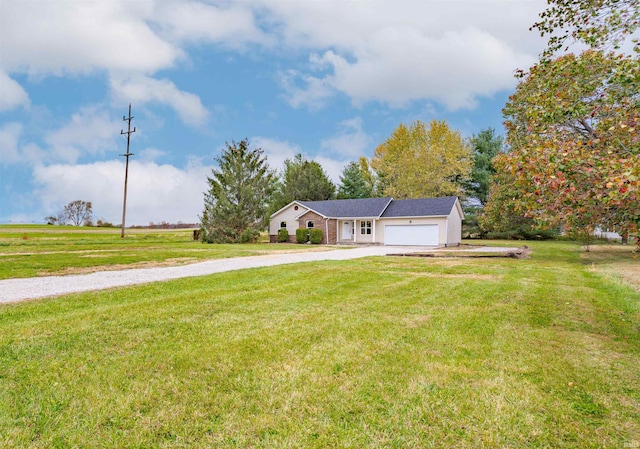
[0,225,333,280]
[0,241,638,448]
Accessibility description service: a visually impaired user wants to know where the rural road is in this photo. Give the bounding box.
[0,245,516,303]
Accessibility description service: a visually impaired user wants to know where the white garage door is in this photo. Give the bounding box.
[385,224,439,246]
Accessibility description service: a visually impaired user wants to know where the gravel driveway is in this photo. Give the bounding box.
[0,245,518,303]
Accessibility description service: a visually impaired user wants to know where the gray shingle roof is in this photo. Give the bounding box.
[298,197,393,218]
[381,196,457,217]
[297,196,458,218]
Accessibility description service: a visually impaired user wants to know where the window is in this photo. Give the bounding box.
[306,220,315,228]
[360,220,372,235]
[280,221,286,229]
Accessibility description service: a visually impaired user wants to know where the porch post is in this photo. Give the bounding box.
[354,220,357,243]
[373,219,376,243]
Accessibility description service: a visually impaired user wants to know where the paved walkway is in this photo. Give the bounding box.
[0,245,518,303]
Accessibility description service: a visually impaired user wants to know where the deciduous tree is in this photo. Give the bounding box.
[201,139,275,243]
[371,120,472,199]
[63,200,93,226]
[495,50,639,243]
[531,0,640,60]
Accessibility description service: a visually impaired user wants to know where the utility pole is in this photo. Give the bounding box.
[120,104,135,238]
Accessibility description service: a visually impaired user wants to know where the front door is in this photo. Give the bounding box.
[341,221,353,240]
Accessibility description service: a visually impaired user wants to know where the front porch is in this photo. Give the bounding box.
[336,219,376,244]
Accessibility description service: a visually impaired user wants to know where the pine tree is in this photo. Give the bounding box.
[337,160,372,199]
[201,139,275,243]
[270,154,335,211]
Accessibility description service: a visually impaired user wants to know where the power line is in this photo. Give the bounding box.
[120,104,136,238]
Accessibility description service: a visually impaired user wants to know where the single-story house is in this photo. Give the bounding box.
[269,196,464,246]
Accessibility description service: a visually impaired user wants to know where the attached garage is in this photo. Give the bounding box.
[270,196,463,246]
[384,224,439,246]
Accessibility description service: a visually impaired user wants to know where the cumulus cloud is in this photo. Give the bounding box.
[0,72,29,111]
[153,1,272,47]
[252,136,347,183]
[320,117,371,158]
[32,159,211,225]
[110,75,209,127]
[44,105,122,163]
[2,0,546,113]
[1,1,179,76]
[252,137,300,174]
[264,0,543,110]
[0,123,23,164]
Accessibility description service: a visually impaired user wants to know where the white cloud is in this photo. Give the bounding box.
[313,156,347,184]
[320,117,371,158]
[252,136,347,183]
[110,75,209,127]
[44,106,122,163]
[0,123,23,164]
[279,70,334,110]
[0,72,29,111]
[1,0,179,77]
[138,147,167,163]
[261,0,544,110]
[32,159,212,225]
[153,1,272,48]
[252,137,300,174]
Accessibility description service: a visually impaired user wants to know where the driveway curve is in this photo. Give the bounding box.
[0,245,519,303]
[0,246,418,303]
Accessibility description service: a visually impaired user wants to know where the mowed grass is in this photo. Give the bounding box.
[0,225,328,280]
[0,241,639,447]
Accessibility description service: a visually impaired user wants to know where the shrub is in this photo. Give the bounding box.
[277,229,289,243]
[296,228,309,244]
[485,226,557,241]
[241,228,260,243]
[309,228,323,244]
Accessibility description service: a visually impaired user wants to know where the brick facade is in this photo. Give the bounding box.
[296,211,337,244]
[269,233,297,243]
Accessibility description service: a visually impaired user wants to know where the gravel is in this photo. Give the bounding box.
[0,245,519,304]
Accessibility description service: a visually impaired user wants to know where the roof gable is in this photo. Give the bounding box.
[381,196,458,218]
[298,197,393,218]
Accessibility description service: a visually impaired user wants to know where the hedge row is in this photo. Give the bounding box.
[294,228,323,244]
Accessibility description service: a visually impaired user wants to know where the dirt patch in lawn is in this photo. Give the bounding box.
[581,244,640,292]
[41,258,200,276]
[388,246,531,259]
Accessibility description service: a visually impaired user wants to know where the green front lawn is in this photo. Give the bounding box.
[0,225,330,280]
[0,241,638,447]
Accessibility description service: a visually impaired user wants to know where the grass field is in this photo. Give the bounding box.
[0,227,638,448]
[0,225,334,280]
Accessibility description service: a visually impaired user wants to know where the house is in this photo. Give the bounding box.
[269,196,464,246]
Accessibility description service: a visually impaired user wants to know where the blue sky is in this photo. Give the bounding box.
[1,0,548,225]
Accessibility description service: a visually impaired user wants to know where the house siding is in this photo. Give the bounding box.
[269,203,309,243]
[355,219,375,243]
[446,207,462,246]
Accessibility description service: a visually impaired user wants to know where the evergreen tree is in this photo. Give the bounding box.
[467,128,503,205]
[337,160,372,199]
[201,139,275,243]
[271,154,335,211]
